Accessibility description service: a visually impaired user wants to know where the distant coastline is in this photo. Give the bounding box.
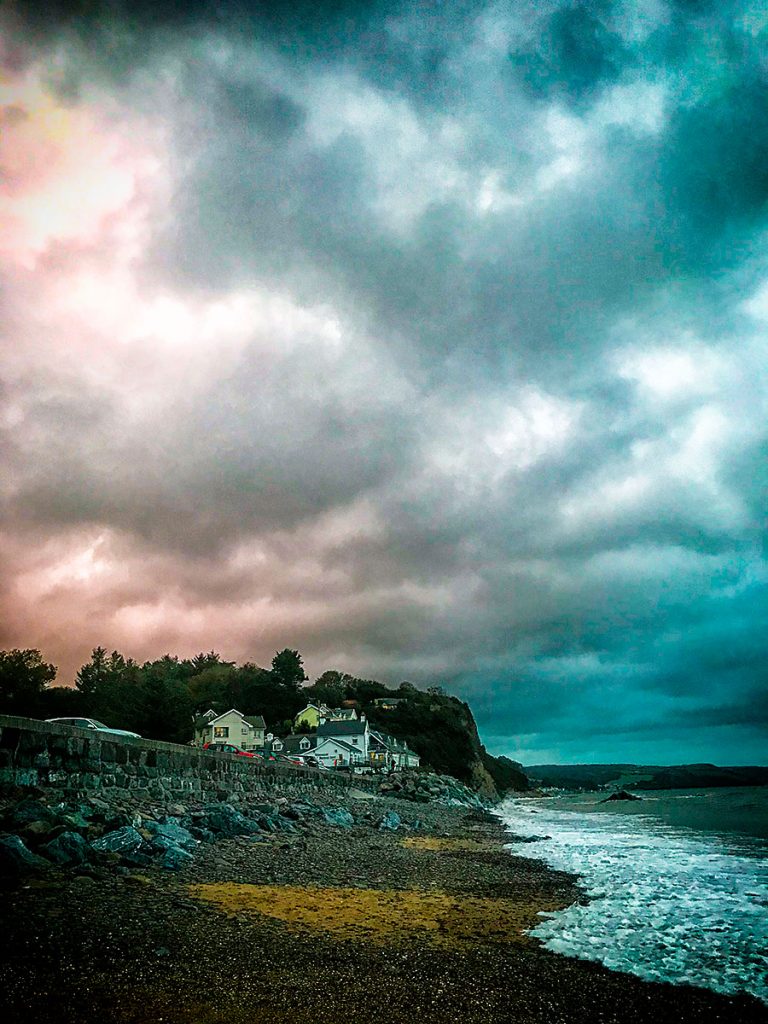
[525,762,768,792]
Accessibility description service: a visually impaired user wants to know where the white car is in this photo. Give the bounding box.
[45,717,141,739]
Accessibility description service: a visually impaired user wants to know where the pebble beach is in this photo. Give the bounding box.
[1,792,766,1024]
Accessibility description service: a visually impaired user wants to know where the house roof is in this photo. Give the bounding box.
[370,730,411,752]
[243,715,266,729]
[282,734,317,754]
[193,708,222,729]
[317,719,367,737]
[328,707,357,720]
[295,703,330,717]
[196,709,265,730]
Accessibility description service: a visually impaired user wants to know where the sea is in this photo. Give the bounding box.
[499,787,768,1004]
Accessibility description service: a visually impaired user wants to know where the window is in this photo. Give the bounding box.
[242,727,248,735]
[351,738,358,744]
[214,726,229,738]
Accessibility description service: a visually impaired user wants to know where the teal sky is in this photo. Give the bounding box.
[1,1,767,764]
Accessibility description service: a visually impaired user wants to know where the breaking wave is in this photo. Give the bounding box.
[499,796,768,1003]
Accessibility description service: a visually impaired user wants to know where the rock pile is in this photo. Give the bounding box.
[0,791,423,878]
[378,770,486,809]
[601,790,642,802]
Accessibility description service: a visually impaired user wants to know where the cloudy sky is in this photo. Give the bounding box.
[2,0,767,765]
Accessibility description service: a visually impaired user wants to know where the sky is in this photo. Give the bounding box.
[1,0,767,766]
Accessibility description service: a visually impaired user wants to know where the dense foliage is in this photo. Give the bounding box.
[0,647,528,792]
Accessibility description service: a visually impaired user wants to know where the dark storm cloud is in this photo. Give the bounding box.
[511,3,630,102]
[2,0,767,762]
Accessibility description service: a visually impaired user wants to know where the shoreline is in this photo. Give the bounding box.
[0,791,766,1023]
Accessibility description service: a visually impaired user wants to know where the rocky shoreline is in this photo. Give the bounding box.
[0,784,766,1023]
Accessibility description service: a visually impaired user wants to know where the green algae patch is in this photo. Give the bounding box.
[188,883,535,948]
[401,835,496,853]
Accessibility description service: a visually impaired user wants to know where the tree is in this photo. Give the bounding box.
[190,651,229,675]
[0,649,57,716]
[188,664,234,714]
[307,670,352,707]
[134,656,193,743]
[75,646,109,698]
[75,648,142,728]
[271,649,307,691]
[344,676,390,704]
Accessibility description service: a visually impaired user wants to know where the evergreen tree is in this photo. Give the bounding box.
[0,649,57,716]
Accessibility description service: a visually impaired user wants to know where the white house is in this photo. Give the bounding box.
[313,736,366,767]
[314,717,370,765]
[194,709,266,751]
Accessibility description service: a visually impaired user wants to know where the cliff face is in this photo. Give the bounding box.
[365,692,529,797]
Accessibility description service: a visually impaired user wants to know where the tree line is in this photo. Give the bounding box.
[0,647,424,744]
[0,646,528,790]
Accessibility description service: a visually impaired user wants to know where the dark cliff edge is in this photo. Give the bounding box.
[363,691,530,799]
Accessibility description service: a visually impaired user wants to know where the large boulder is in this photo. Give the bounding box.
[201,804,261,837]
[0,835,49,875]
[159,845,194,871]
[378,811,401,832]
[8,799,56,829]
[145,819,198,851]
[91,826,145,856]
[322,807,355,829]
[42,831,90,867]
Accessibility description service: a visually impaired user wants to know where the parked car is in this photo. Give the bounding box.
[275,753,304,767]
[45,717,141,739]
[202,742,256,757]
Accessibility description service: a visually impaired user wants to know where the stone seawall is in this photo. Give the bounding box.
[0,715,377,803]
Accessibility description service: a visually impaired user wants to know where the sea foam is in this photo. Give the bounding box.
[500,797,768,1003]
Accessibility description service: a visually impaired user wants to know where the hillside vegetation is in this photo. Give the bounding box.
[0,648,529,796]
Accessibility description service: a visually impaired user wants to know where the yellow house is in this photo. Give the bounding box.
[293,703,331,730]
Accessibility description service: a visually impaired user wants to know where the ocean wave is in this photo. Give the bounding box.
[500,798,768,1004]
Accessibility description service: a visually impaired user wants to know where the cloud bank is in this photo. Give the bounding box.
[2,0,767,763]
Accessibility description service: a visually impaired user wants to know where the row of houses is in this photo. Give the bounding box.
[193,704,420,770]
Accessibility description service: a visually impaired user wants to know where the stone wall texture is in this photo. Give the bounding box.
[0,716,377,803]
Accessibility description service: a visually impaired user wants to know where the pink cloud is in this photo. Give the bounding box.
[0,67,161,269]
